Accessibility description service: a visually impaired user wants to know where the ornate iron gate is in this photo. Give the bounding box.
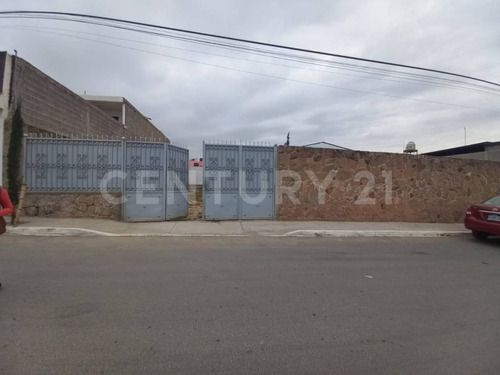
[165,144,189,220]
[24,136,188,222]
[203,142,276,220]
[123,141,166,221]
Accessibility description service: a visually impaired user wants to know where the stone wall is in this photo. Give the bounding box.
[22,193,121,220]
[278,146,500,223]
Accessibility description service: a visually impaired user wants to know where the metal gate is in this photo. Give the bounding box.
[203,142,276,220]
[24,136,188,222]
[123,141,189,221]
[165,145,189,220]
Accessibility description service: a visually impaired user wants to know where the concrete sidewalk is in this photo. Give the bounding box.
[6,216,469,238]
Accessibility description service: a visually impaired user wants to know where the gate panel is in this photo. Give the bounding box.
[24,138,122,192]
[165,145,189,220]
[24,136,189,222]
[203,144,240,220]
[124,142,165,222]
[240,146,275,219]
[203,143,276,220]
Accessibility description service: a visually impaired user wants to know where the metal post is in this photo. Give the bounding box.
[237,144,243,220]
[202,140,206,220]
[163,142,168,220]
[121,137,126,221]
[273,144,278,220]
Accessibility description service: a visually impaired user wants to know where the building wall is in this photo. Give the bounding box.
[0,52,12,184]
[10,57,127,137]
[277,146,500,223]
[2,53,168,185]
[189,166,203,185]
[486,144,500,161]
[0,52,6,92]
[447,145,500,162]
[123,101,166,141]
[6,55,168,140]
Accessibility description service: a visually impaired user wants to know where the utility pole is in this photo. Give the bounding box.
[464,127,467,145]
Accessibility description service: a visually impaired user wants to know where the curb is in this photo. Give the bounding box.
[7,226,470,238]
[7,227,249,237]
[276,230,470,238]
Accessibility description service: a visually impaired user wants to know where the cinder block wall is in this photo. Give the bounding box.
[278,146,500,223]
[2,56,168,186]
[8,56,167,140]
[124,102,165,140]
[11,57,125,137]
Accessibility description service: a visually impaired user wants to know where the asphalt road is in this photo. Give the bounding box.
[1,235,499,375]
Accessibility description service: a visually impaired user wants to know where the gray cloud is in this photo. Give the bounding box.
[1,0,499,158]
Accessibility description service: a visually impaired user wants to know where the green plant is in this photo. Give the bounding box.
[7,104,24,205]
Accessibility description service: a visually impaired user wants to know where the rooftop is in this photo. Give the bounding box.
[303,141,351,150]
[81,95,125,103]
[424,141,500,156]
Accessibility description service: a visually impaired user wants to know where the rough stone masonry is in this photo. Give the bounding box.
[277,146,500,223]
[22,193,121,220]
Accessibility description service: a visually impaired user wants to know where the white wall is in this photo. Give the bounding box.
[189,166,203,185]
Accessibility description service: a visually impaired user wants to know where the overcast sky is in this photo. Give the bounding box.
[1,0,499,157]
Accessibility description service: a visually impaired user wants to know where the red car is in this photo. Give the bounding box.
[464,195,500,239]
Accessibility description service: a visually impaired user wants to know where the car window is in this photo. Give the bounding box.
[484,195,500,205]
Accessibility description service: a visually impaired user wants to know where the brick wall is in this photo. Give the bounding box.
[278,146,500,223]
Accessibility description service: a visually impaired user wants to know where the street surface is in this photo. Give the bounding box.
[1,235,499,374]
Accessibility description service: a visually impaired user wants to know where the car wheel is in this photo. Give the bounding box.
[472,231,489,240]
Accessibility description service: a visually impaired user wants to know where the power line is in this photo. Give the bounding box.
[3,12,499,97]
[4,24,499,97]
[4,24,498,114]
[0,10,499,88]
